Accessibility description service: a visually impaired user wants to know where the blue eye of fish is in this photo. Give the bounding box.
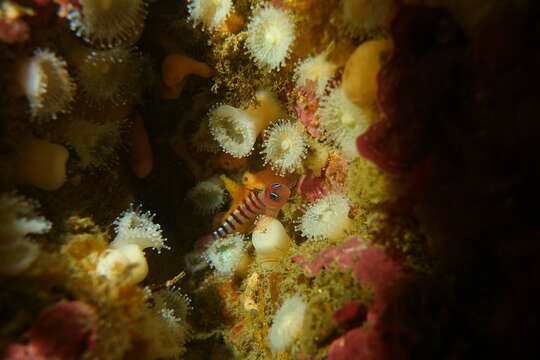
[270,191,279,200]
[271,183,281,189]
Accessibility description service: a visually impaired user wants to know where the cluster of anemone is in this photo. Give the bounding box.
[187,0,233,31]
[17,49,76,121]
[67,0,147,48]
[261,120,308,175]
[0,193,51,276]
[340,0,393,36]
[294,51,338,97]
[317,86,371,160]
[245,6,296,70]
[77,47,143,106]
[63,117,124,170]
[187,177,227,215]
[296,193,353,241]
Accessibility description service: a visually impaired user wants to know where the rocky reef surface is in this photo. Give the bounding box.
[1,0,539,359]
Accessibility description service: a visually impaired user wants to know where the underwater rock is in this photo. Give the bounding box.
[357,5,467,174]
[332,299,367,329]
[327,326,379,360]
[293,240,407,360]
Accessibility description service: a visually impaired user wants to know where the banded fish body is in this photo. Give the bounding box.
[211,183,291,240]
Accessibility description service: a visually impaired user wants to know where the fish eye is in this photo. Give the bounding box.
[271,183,281,189]
[269,191,279,200]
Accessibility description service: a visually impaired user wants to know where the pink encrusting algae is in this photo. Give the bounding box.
[2,301,98,360]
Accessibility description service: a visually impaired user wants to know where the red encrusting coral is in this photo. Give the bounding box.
[291,236,363,276]
[297,168,326,202]
[357,5,467,175]
[332,300,366,329]
[0,18,30,43]
[324,153,348,193]
[295,86,322,138]
[1,300,98,360]
[292,238,405,308]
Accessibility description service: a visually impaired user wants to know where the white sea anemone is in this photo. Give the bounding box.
[0,193,51,276]
[97,207,169,286]
[152,288,192,323]
[187,177,227,215]
[209,90,282,158]
[208,104,258,158]
[204,233,246,275]
[77,47,143,106]
[187,0,233,30]
[138,288,191,359]
[67,0,147,48]
[340,0,393,36]
[261,120,307,175]
[251,216,291,269]
[152,288,192,344]
[17,49,75,121]
[111,207,169,252]
[317,86,370,160]
[246,6,296,70]
[63,117,123,169]
[296,193,353,241]
[294,52,338,97]
[268,295,308,352]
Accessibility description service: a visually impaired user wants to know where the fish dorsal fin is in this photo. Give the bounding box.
[220,175,247,208]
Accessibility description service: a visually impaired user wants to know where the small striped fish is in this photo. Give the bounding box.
[211,183,291,239]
